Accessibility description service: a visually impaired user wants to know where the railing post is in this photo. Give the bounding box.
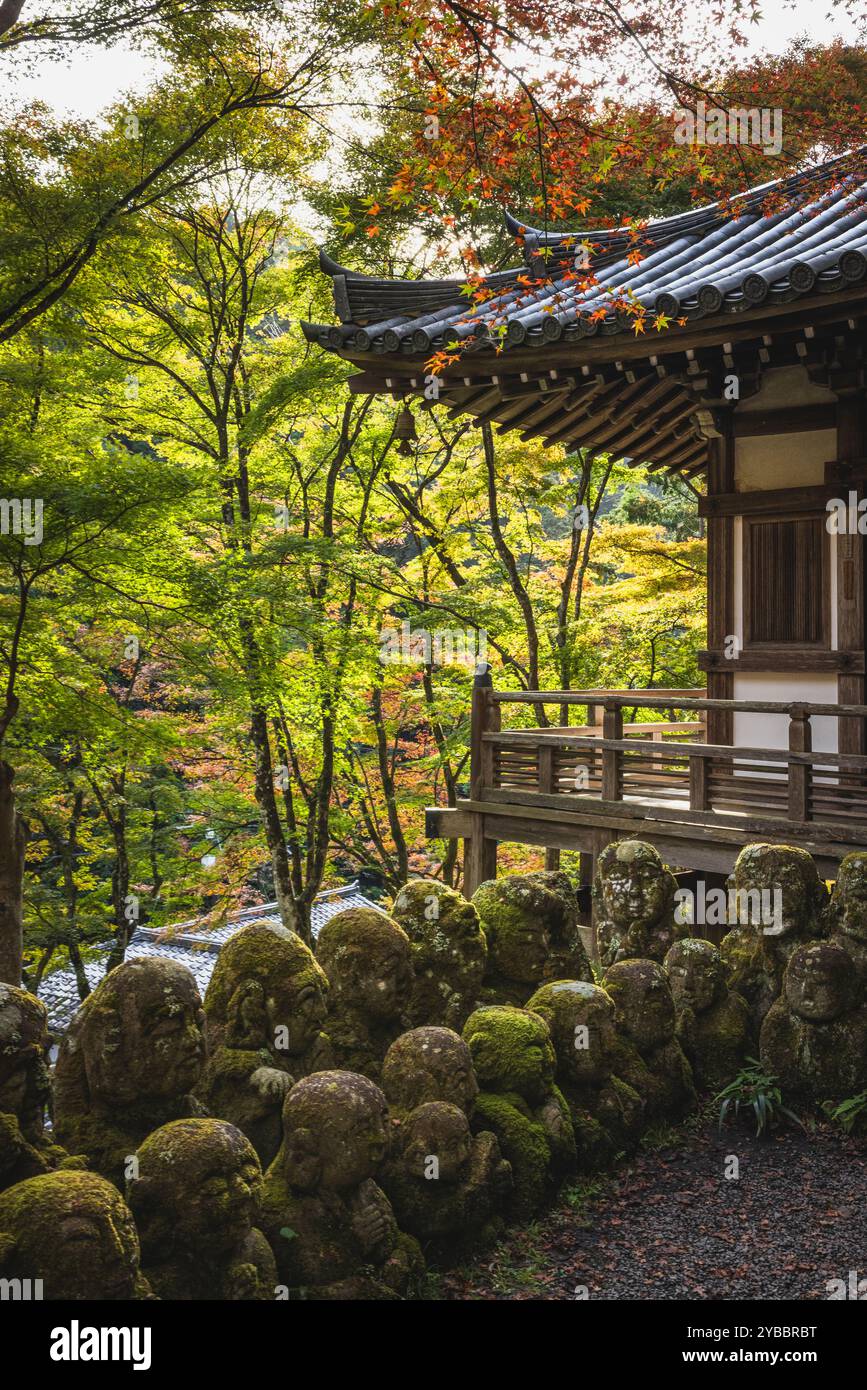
[465,664,498,896]
[601,701,623,802]
[689,753,709,810]
[788,704,812,823]
[470,664,494,799]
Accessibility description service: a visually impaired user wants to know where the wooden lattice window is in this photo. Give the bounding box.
[743,515,829,647]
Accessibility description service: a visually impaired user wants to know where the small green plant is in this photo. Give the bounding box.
[715,1058,803,1137]
[822,1090,867,1135]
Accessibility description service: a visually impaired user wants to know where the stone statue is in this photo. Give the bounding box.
[827,852,867,985]
[594,840,686,966]
[462,1005,576,1217]
[128,1117,277,1299]
[198,922,332,1166]
[54,957,207,1186]
[390,879,487,1030]
[526,979,645,1168]
[314,908,414,1081]
[0,1169,152,1299]
[0,983,79,1191]
[260,1070,424,1299]
[760,942,867,1107]
[380,1026,480,1122]
[604,959,697,1122]
[664,939,752,1091]
[720,843,828,1033]
[378,1100,511,1262]
[472,871,592,1006]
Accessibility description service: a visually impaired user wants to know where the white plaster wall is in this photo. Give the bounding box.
[732,671,839,755]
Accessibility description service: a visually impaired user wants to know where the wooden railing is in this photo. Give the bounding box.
[470,676,867,836]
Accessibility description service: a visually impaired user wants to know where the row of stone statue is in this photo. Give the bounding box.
[1,840,866,1300]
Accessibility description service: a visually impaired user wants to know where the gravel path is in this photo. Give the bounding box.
[440,1119,867,1300]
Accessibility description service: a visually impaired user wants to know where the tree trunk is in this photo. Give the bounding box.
[249,706,307,942]
[0,759,25,985]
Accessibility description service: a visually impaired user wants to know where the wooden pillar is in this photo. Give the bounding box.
[836,393,866,755]
[705,420,735,745]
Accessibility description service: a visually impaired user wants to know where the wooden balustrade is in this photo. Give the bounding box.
[468,673,867,832]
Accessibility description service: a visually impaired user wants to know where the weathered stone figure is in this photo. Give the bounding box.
[472,871,592,1006]
[0,983,77,1190]
[128,1117,277,1299]
[391,879,487,1030]
[462,1005,575,1217]
[0,1169,152,1299]
[720,843,828,1033]
[760,941,867,1106]
[314,908,414,1081]
[54,957,207,1186]
[260,1070,424,1299]
[379,1100,512,1261]
[604,959,697,1122]
[594,840,686,966]
[198,922,332,1166]
[827,851,867,985]
[380,1025,480,1122]
[526,979,645,1168]
[664,939,751,1090]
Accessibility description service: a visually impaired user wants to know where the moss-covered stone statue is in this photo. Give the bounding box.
[314,908,413,1081]
[720,843,828,1033]
[128,1117,277,1299]
[604,959,697,1122]
[380,1025,480,1122]
[472,871,592,1006]
[198,922,332,1166]
[54,957,207,1187]
[526,979,645,1169]
[0,1170,153,1299]
[260,1070,424,1299]
[377,1027,511,1257]
[760,942,867,1108]
[378,1100,512,1262]
[390,879,487,1030]
[594,840,687,966]
[663,939,751,1091]
[0,984,82,1191]
[827,852,867,985]
[462,1005,576,1217]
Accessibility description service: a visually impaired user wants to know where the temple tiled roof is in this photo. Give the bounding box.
[303,158,867,355]
[38,883,382,1036]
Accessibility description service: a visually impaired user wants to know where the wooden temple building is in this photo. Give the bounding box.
[304,154,867,892]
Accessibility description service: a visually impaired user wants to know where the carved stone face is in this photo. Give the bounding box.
[472,876,557,983]
[316,909,413,1023]
[78,958,206,1107]
[526,980,617,1087]
[785,943,854,1023]
[205,923,329,1056]
[463,1006,556,1104]
[597,841,670,931]
[729,844,823,939]
[605,959,675,1052]
[129,1118,262,1257]
[401,1103,472,1183]
[664,940,725,1015]
[381,1027,479,1116]
[0,1171,142,1300]
[391,880,487,1013]
[833,853,867,942]
[0,984,51,1143]
[280,1071,389,1193]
